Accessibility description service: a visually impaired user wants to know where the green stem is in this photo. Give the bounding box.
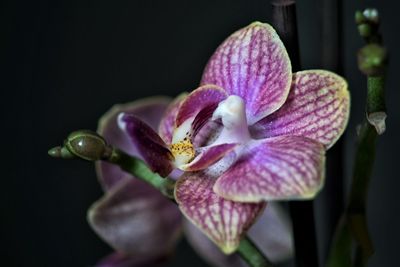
[108,148,176,199]
[327,9,387,266]
[367,76,385,114]
[237,237,275,267]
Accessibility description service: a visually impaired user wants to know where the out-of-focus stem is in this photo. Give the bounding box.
[327,8,387,267]
[320,0,345,264]
[238,237,275,267]
[271,0,300,71]
[271,1,319,267]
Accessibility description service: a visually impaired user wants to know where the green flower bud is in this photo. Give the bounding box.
[363,8,379,24]
[355,10,365,24]
[358,24,372,38]
[357,44,387,76]
[64,130,109,161]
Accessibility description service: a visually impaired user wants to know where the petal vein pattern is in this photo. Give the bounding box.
[214,136,326,202]
[175,172,265,254]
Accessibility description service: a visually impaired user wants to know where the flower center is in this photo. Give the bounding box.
[170,119,196,167]
[211,95,251,144]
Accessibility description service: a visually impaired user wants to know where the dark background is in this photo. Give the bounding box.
[2,0,399,266]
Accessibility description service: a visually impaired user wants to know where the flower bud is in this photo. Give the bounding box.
[363,8,379,24]
[358,24,372,38]
[65,130,109,161]
[357,44,387,76]
[355,10,365,24]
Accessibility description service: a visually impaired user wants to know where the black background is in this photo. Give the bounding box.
[2,0,399,266]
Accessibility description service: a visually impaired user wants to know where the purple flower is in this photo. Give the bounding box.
[89,21,349,265]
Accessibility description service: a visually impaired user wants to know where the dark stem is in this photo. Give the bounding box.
[271,1,319,267]
[271,0,300,71]
[237,237,275,267]
[320,0,345,263]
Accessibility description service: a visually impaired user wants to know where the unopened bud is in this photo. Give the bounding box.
[358,44,387,76]
[49,130,111,161]
[363,8,379,24]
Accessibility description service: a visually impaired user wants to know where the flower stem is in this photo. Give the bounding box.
[320,0,345,262]
[326,8,387,267]
[237,237,275,267]
[271,2,319,267]
[107,148,176,199]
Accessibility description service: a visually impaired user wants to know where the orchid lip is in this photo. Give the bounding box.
[170,95,252,170]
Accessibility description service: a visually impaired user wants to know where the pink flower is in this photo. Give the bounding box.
[89,22,349,265]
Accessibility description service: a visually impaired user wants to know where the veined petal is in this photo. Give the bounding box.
[158,93,187,145]
[201,22,292,125]
[96,97,171,190]
[251,70,350,148]
[214,136,325,202]
[175,85,227,128]
[118,113,173,177]
[88,177,182,262]
[181,143,237,171]
[184,203,293,267]
[175,172,265,254]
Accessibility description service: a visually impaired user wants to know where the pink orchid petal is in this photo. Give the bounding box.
[96,97,171,190]
[175,172,266,254]
[251,70,350,148]
[182,143,237,171]
[191,102,220,138]
[96,252,167,267]
[201,22,292,125]
[175,85,227,127]
[214,136,325,202]
[158,93,187,145]
[118,114,173,177]
[184,203,293,267]
[88,177,182,262]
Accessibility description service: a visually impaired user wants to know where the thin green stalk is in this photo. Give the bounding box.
[326,8,387,267]
[108,148,176,199]
[237,237,275,267]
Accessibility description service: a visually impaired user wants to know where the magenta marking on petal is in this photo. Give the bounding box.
[96,97,171,190]
[118,113,173,177]
[251,70,350,149]
[175,172,265,254]
[191,102,219,138]
[158,93,187,145]
[88,177,182,260]
[175,85,227,127]
[183,143,237,171]
[214,136,325,202]
[201,22,292,124]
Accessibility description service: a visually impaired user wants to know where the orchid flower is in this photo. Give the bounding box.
[90,97,294,266]
[89,21,349,265]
